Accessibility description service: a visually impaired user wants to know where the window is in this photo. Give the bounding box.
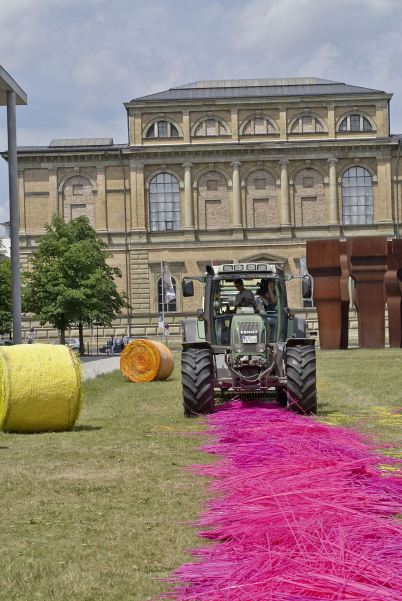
[290,116,326,133]
[242,117,275,135]
[73,184,83,195]
[158,276,177,312]
[303,177,314,188]
[158,121,168,137]
[339,114,373,132]
[145,120,181,138]
[207,180,218,191]
[149,173,181,232]
[342,167,374,225]
[193,118,229,137]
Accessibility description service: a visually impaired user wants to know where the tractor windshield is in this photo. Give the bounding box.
[211,277,280,346]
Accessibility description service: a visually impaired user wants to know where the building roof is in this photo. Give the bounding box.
[9,142,128,154]
[130,78,387,103]
[49,138,114,147]
[0,65,27,106]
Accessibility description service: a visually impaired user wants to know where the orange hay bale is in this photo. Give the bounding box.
[120,340,174,383]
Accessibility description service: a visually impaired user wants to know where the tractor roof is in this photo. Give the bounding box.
[213,263,278,276]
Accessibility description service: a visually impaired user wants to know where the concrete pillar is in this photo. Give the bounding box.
[328,158,339,224]
[279,159,290,226]
[231,161,242,227]
[7,90,22,345]
[182,163,194,228]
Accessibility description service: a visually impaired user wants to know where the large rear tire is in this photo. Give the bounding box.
[286,345,317,415]
[182,348,214,417]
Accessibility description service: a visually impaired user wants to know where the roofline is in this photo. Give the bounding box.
[124,91,393,108]
[0,65,27,105]
[2,136,399,159]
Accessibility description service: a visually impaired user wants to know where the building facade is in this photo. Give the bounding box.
[2,77,401,341]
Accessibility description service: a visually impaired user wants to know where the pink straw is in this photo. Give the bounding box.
[160,400,402,600]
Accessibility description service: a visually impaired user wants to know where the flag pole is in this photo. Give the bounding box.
[161,259,165,344]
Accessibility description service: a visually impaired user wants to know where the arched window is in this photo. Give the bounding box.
[290,116,325,133]
[149,173,181,231]
[242,117,276,135]
[158,276,177,312]
[146,120,180,138]
[193,118,229,137]
[342,167,373,225]
[339,114,372,132]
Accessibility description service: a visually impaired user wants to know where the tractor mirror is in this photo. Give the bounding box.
[182,279,194,297]
[302,275,312,299]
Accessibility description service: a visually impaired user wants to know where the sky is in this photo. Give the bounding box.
[1,0,402,235]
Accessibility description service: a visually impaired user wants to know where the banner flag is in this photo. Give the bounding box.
[162,261,176,305]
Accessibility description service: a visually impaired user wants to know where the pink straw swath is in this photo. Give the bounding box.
[160,400,402,601]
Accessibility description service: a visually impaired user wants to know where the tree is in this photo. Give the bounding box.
[23,216,129,353]
[0,238,12,336]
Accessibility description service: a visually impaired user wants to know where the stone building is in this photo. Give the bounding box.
[2,77,401,341]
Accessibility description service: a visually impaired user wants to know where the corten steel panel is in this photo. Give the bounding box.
[306,240,344,350]
[387,239,402,347]
[385,240,402,348]
[339,241,350,350]
[347,237,388,349]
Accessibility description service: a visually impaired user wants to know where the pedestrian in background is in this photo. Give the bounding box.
[28,328,35,344]
[108,334,116,356]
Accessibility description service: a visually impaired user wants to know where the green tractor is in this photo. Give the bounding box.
[181,262,316,416]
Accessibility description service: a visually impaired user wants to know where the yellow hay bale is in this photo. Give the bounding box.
[120,340,174,383]
[0,344,83,433]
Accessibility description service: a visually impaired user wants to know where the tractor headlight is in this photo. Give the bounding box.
[234,344,243,353]
[256,343,266,352]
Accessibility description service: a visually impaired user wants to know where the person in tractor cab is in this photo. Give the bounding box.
[234,279,256,309]
[257,279,277,312]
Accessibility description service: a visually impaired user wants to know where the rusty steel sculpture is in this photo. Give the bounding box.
[307,236,402,350]
[385,239,402,348]
[347,236,388,349]
[306,239,347,350]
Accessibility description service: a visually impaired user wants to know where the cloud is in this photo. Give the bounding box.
[0,0,401,166]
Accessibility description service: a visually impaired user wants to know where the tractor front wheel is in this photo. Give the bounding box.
[286,345,317,415]
[182,348,215,417]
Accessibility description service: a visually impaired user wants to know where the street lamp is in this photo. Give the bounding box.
[0,65,27,344]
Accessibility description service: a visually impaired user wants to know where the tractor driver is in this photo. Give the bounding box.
[234,279,256,309]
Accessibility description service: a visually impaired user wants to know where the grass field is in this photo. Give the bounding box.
[1,349,402,600]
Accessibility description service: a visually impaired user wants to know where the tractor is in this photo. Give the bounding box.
[180,262,317,416]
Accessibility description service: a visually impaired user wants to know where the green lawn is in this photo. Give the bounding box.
[1,349,402,600]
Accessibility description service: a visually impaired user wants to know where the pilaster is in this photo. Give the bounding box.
[96,166,107,231]
[231,161,243,238]
[327,158,339,224]
[231,108,239,142]
[182,111,190,144]
[18,168,26,234]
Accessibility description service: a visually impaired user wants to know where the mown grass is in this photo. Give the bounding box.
[1,349,402,600]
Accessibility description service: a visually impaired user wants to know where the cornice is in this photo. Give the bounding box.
[12,137,396,167]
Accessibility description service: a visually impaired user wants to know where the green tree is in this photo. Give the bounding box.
[0,238,12,336]
[23,216,128,352]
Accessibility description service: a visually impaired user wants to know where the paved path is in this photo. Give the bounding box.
[82,356,120,381]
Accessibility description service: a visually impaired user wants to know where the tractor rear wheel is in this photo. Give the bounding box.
[182,348,214,417]
[286,345,317,415]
